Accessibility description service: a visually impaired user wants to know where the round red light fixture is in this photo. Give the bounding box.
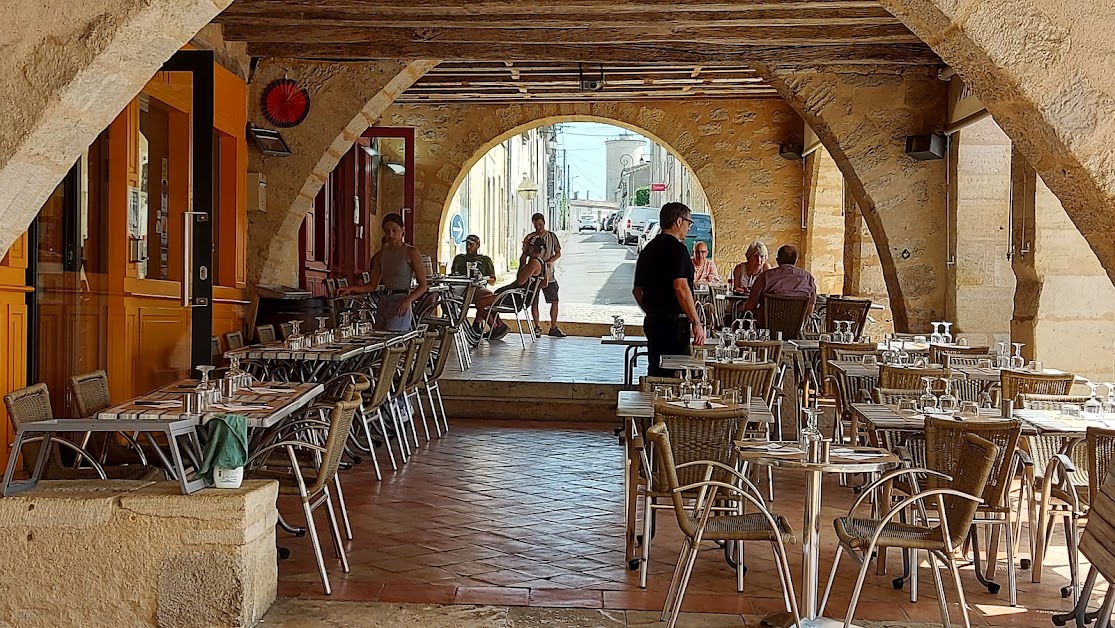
[261,78,310,128]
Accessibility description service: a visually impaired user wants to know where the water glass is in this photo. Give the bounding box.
[914,335,927,344]
[959,401,980,418]
[723,388,740,404]
[820,334,832,342]
[898,399,918,413]
[861,354,878,367]
[977,358,994,369]
[958,337,969,347]
[1062,404,1082,418]
[1032,361,1044,373]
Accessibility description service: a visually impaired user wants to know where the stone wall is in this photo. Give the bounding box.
[843,193,895,334]
[951,117,1014,347]
[373,100,805,274]
[0,480,278,627]
[802,148,845,295]
[759,66,949,331]
[249,59,437,286]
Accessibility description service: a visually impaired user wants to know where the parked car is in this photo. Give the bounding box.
[616,205,658,245]
[604,211,621,232]
[684,212,714,255]
[637,220,660,253]
[577,213,597,231]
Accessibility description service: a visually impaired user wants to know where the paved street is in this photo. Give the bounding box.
[550,229,645,323]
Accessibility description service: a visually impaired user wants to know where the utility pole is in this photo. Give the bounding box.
[562,148,570,230]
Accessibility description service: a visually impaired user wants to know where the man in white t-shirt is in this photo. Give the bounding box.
[522,212,565,337]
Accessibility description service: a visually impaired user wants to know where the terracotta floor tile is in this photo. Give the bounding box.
[453,586,531,606]
[376,583,458,605]
[528,588,605,608]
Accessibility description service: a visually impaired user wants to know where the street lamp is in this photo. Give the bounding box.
[517,173,539,200]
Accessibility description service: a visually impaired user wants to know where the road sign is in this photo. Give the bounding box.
[650,183,668,192]
[450,214,466,244]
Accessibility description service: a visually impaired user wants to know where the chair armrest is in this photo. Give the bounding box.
[247,440,327,468]
[861,487,985,554]
[672,479,793,543]
[676,459,767,504]
[847,467,952,514]
[20,436,107,479]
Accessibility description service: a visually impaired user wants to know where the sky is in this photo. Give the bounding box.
[556,122,647,201]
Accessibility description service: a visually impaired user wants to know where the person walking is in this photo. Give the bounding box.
[633,202,706,377]
[341,212,429,331]
[522,212,566,337]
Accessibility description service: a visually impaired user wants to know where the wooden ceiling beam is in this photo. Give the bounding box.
[408,75,768,86]
[245,41,939,65]
[222,23,919,46]
[392,92,782,103]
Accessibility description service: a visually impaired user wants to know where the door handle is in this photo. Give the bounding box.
[182,211,208,307]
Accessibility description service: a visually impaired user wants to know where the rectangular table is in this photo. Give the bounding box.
[228,330,417,382]
[100,380,325,429]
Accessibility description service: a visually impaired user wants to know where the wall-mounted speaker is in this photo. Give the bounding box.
[905,133,947,160]
[779,143,804,161]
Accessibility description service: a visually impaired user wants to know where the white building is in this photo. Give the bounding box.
[605,135,646,205]
[646,142,710,214]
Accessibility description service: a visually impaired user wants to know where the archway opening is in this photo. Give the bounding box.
[438,119,711,326]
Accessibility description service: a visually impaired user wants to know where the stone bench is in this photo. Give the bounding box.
[0,479,278,627]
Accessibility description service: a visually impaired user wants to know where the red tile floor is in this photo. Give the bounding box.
[276,420,1098,626]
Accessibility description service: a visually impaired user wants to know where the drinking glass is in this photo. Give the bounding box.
[862,354,878,367]
[653,386,665,401]
[938,378,960,414]
[913,357,928,368]
[942,322,954,345]
[977,358,994,370]
[929,322,942,344]
[1010,343,1026,370]
[994,341,1009,369]
[978,390,995,409]
[958,336,969,347]
[820,334,832,342]
[758,328,770,342]
[914,335,927,344]
[1085,382,1103,416]
[919,376,938,411]
[959,401,980,418]
[1063,404,1082,418]
[1032,361,1044,373]
[898,399,918,413]
[723,388,740,404]
[679,381,693,401]
[1105,383,1115,416]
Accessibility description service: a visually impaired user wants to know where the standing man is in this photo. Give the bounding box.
[633,202,706,377]
[523,212,566,337]
[451,234,497,285]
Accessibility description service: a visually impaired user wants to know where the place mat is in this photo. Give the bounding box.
[210,403,271,412]
[134,400,181,408]
[244,386,297,394]
[737,442,804,454]
[667,400,727,410]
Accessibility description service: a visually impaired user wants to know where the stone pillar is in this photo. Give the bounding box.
[802,148,845,295]
[249,59,437,287]
[841,191,894,333]
[1012,152,1115,381]
[758,66,949,332]
[951,118,1014,347]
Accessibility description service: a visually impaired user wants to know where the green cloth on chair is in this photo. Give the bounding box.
[199,414,249,482]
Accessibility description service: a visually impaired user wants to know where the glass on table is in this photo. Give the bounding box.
[942,322,954,345]
[820,334,832,342]
[861,354,878,367]
[957,336,969,347]
[977,358,994,370]
[722,387,740,404]
[1105,382,1115,416]
[1062,404,1083,418]
[898,398,918,413]
[1010,342,1026,370]
[959,401,980,418]
[929,322,942,344]
[938,378,960,414]
[919,376,938,411]
[1085,382,1103,416]
[913,335,928,344]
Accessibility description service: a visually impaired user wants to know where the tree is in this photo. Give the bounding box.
[635,186,651,206]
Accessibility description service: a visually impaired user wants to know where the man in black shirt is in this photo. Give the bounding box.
[633,202,706,377]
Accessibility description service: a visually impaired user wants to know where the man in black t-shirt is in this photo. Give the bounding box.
[633,202,706,377]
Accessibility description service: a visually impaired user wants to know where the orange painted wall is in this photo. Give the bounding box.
[0,59,249,470]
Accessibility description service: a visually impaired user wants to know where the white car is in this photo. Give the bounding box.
[577,214,597,231]
[637,220,660,253]
[616,205,658,245]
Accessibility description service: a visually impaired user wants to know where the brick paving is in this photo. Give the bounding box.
[276,420,1096,625]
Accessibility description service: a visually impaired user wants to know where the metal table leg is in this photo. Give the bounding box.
[802,468,824,620]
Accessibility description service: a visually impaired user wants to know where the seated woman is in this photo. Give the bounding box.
[731,240,769,296]
[473,237,547,341]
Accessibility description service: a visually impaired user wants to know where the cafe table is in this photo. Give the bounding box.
[228,329,417,382]
[615,390,776,567]
[601,336,719,387]
[735,440,899,625]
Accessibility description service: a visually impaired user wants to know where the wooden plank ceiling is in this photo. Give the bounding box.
[218,0,941,103]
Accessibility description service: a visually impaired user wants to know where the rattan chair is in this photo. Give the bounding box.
[944,353,997,367]
[256,324,277,344]
[247,394,362,596]
[820,429,1000,628]
[644,422,799,628]
[211,336,222,363]
[639,376,684,393]
[280,322,295,339]
[402,330,441,445]
[1001,370,1075,403]
[637,401,748,590]
[224,330,245,351]
[357,344,407,473]
[421,325,458,437]
[819,341,877,443]
[708,362,777,402]
[825,296,872,340]
[929,344,991,365]
[878,365,948,391]
[69,370,152,466]
[761,294,811,341]
[4,383,160,481]
[323,278,338,298]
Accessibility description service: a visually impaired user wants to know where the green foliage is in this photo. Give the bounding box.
[634,186,651,206]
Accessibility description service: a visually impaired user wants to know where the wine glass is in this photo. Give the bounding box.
[1010,343,1026,370]
[196,365,218,407]
[978,389,994,409]
[942,322,954,345]
[919,376,938,412]
[930,322,942,344]
[995,342,1009,368]
[938,378,960,414]
[1105,383,1115,415]
[1084,382,1103,416]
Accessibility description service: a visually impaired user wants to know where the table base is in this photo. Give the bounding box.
[761,613,866,628]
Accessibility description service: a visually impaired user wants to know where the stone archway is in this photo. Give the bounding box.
[878,0,1115,287]
[0,0,234,257]
[249,59,438,286]
[377,100,805,275]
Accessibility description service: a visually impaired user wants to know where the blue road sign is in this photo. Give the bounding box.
[450,214,466,244]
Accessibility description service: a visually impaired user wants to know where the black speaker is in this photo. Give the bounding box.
[905,133,947,160]
[779,143,803,161]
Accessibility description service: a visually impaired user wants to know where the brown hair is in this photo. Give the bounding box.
[382,213,404,229]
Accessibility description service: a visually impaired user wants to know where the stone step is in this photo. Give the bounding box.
[440,377,624,422]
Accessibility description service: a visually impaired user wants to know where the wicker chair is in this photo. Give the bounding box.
[4,383,160,481]
[944,353,997,367]
[879,365,948,391]
[761,294,811,341]
[929,344,991,365]
[211,336,222,363]
[279,322,295,339]
[256,324,277,344]
[247,394,362,595]
[820,430,1000,628]
[1001,370,1075,403]
[825,296,872,340]
[69,370,152,466]
[401,329,441,445]
[708,362,777,403]
[644,421,799,628]
[224,330,245,351]
[819,341,877,443]
[636,401,748,590]
[359,344,407,473]
[926,418,1025,605]
[421,325,459,438]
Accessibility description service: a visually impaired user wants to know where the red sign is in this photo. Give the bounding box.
[650,183,667,192]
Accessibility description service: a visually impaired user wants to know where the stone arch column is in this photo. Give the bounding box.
[249,59,438,286]
[0,0,234,258]
[375,100,804,273]
[757,65,949,331]
[879,0,1115,286]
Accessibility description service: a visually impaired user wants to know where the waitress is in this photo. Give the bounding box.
[342,212,428,331]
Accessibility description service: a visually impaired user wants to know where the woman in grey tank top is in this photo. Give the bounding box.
[342,212,428,331]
